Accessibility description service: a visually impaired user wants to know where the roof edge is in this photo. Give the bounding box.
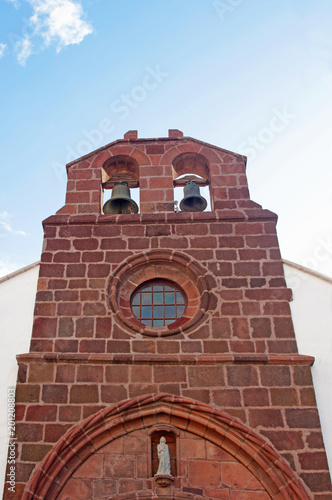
[283,259,332,285]
[0,261,40,284]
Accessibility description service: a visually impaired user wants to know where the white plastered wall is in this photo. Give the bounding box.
[284,261,332,474]
[0,264,39,497]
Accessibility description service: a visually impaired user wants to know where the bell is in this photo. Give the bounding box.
[179,180,207,212]
[103,182,138,214]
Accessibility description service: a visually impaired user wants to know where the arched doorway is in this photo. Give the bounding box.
[23,394,310,499]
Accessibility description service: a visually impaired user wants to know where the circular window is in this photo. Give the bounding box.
[131,280,186,328]
[107,250,215,337]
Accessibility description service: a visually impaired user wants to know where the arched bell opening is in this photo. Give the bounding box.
[102,155,140,214]
[172,153,211,212]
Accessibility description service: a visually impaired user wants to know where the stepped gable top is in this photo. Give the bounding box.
[65,129,247,170]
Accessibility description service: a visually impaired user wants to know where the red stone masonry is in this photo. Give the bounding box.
[5,130,331,499]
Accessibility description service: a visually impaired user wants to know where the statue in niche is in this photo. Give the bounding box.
[155,436,171,476]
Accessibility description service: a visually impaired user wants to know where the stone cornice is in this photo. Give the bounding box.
[17,352,315,366]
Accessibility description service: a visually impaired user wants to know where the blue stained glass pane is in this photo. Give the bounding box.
[165,306,175,318]
[177,305,185,317]
[132,295,140,305]
[153,306,163,318]
[142,293,152,305]
[132,306,140,317]
[141,306,152,319]
[165,292,175,304]
[142,319,152,326]
[132,280,186,328]
[153,292,163,304]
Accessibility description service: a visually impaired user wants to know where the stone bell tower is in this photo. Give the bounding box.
[5,130,331,499]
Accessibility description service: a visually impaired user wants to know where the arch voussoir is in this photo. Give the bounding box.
[23,393,310,500]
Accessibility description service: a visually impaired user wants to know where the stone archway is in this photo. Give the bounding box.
[23,394,310,499]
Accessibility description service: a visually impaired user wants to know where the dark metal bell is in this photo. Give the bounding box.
[179,180,207,212]
[103,182,139,214]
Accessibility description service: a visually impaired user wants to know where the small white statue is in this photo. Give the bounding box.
[155,436,171,476]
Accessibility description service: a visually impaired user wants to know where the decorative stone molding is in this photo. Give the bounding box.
[23,393,311,499]
[107,250,215,336]
[154,474,174,488]
[17,352,315,365]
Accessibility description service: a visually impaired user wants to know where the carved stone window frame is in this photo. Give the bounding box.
[108,250,212,337]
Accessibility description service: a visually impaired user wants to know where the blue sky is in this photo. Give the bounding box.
[0,0,332,277]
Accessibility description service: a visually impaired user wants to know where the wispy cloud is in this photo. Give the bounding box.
[0,212,28,237]
[30,0,93,52]
[6,0,20,7]
[16,36,33,65]
[0,43,6,58]
[5,0,93,64]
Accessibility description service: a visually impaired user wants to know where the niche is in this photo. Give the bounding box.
[150,429,178,477]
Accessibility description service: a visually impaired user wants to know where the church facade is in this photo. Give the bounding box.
[4,130,331,499]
